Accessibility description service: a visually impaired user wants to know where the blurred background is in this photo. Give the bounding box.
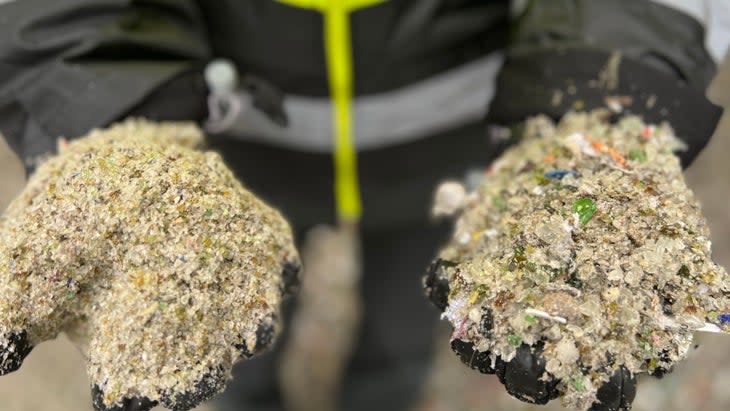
[0,56,727,411]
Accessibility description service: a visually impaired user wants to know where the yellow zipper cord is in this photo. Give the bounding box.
[277,0,384,223]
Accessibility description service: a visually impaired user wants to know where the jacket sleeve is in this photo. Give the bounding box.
[487,0,727,167]
[0,0,211,172]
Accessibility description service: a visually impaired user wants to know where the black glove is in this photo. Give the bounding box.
[0,122,301,411]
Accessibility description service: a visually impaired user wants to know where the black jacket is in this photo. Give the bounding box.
[0,0,724,228]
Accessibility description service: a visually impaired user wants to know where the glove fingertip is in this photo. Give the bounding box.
[502,343,560,405]
[0,330,34,376]
[161,368,226,411]
[619,367,637,409]
[450,339,496,374]
[91,385,158,411]
[589,366,636,411]
[280,261,301,297]
[424,259,453,311]
[236,317,277,358]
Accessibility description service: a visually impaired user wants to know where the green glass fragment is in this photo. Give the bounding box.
[629,149,648,162]
[573,197,597,225]
[492,196,507,211]
[507,335,522,346]
[573,375,585,392]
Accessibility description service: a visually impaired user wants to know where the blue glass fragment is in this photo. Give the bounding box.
[544,169,578,179]
[719,314,730,324]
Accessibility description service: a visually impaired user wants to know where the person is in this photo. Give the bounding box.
[0,1,727,410]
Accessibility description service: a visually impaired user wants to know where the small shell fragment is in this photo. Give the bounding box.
[433,181,467,217]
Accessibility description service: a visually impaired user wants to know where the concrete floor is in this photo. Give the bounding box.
[0,60,728,411]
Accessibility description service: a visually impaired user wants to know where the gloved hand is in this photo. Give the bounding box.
[0,120,300,411]
[427,261,635,410]
[425,111,728,411]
